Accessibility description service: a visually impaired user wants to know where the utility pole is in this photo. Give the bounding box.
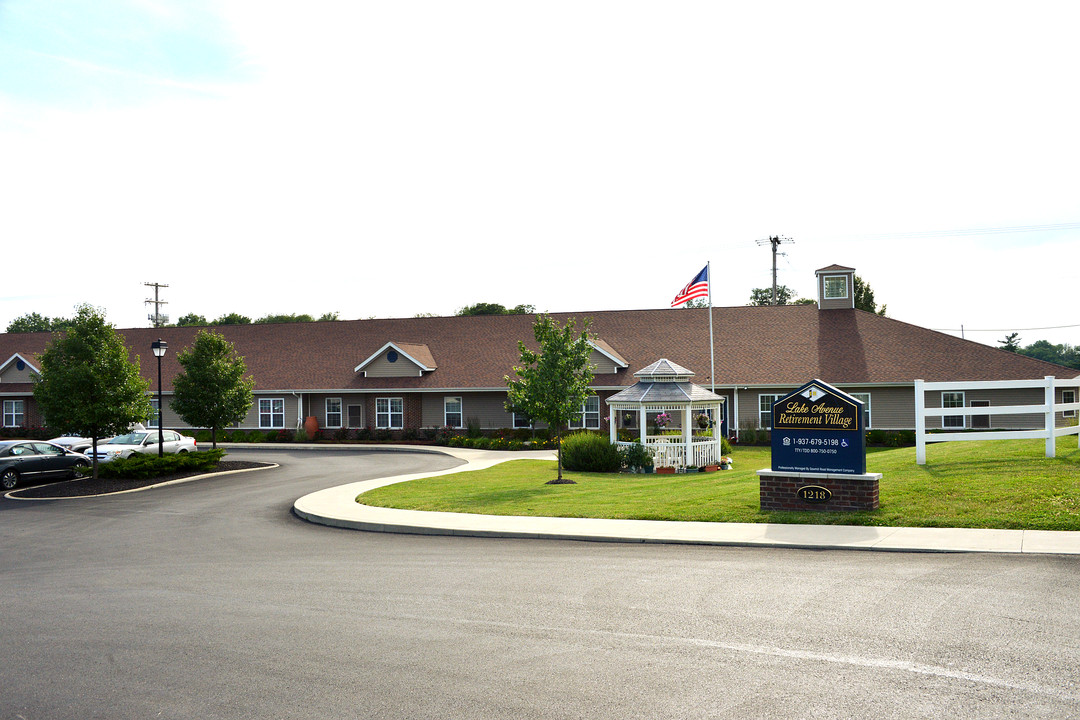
[755,235,793,304]
[144,282,170,328]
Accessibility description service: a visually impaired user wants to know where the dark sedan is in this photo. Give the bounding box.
[0,441,90,490]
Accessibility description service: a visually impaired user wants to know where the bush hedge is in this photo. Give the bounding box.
[90,449,227,480]
[560,432,622,473]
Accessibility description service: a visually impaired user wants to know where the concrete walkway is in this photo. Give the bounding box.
[291,446,1080,555]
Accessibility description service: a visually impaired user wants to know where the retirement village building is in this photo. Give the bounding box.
[1,265,1077,440]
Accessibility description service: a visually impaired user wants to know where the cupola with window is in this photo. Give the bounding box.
[815,264,856,310]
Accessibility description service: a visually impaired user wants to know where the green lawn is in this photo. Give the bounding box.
[358,437,1080,531]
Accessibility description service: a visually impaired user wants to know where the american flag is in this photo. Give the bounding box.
[671,265,709,307]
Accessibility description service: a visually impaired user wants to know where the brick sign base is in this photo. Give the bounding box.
[757,470,882,512]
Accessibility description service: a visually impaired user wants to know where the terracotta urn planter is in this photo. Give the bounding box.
[304,415,319,441]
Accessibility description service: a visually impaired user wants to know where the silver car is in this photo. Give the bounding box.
[86,430,197,462]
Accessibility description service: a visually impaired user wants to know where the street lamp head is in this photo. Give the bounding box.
[152,339,168,357]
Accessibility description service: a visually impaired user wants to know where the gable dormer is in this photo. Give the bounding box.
[588,339,629,375]
[815,264,855,310]
[0,353,39,383]
[355,342,437,378]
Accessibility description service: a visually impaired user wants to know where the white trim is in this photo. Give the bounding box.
[941,391,966,429]
[354,342,436,375]
[325,397,342,428]
[443,396,463,428]
[0,353,39,377]
[822,274,849,300]
[3,399,25,427]
[258,397,285,429]
[375,397,404,430]
[587,341,629,369]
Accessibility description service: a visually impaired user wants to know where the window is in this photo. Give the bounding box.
[376,397,403,429]
[3,400,25,428]
[942,392,965,429]
[851,393,872,429]
[149,397,161,428]
[347,404,363,428]
[759,394,785,429]
[570,396,601,430]
[512,411,532,429]
[325,398,342,428]
[444,397,463,428]
[824,275,848,299]
[1064,390,1077,418]
[259,398,285,429]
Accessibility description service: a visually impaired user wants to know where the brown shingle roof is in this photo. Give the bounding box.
[0,307,1075,393]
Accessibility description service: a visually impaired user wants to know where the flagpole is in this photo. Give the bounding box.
[707,261,715,395]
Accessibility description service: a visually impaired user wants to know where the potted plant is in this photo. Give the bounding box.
[656,466,676,474]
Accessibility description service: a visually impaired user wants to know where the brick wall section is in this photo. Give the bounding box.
[758,471,881,512]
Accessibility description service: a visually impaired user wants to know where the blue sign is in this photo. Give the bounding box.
[771,380,866,475]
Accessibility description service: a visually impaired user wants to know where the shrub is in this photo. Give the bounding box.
[247,430,266,443]
[374,429,391,442]
[561,432,622,473]
[403,427,419,441]
[448,435,466,448]
[228,429,247,443]
[334,426,353,442]
[355,427,371,441]
[96,449,226,480]
[620,441,653,471]
[472,437,491,450]
[466,417,483,439]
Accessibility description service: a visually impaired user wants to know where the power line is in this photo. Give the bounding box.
[842,221,1080,241]
[932,323,1080,333]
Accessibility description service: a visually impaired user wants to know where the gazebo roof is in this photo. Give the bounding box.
[607,381,723,404]
[608,357,724,405]
[634,358,695,380]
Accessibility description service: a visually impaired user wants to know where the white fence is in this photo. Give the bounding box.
[615,436,720,468]
[914,376,1080,464]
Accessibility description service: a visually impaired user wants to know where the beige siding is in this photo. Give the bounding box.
[363,352,424,378]
[816,271,854,311]
[922,387,1049,430]
[0,360,35,383]
[589,349,621,375]
[422,392,514,429]
[228,394,301,431]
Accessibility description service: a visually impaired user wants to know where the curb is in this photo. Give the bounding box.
[292,448,1080,555]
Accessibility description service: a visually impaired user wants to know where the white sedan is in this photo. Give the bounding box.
[86,430,197,462]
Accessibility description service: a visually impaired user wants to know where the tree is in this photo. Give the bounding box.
[749,286,797,306]
[176,313,208,327]
[683,298,709,309]
[1018,340,1080,369]
[6,312,76,333]
[853,275,887,316]
[505,315,594,484]
[999,332,1021,352]
[317,312,340,322]
[457,303,535,316]
[213,313,252,325]
[170,330,255,448]
[7,312,54,333]
[255,313,316,324]
[32,304,152,478]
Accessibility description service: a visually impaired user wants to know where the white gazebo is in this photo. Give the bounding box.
[606,358,726,469]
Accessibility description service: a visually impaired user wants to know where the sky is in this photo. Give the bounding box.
[2,1,1078,349]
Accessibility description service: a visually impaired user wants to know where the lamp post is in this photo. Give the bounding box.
[151,339,168,457]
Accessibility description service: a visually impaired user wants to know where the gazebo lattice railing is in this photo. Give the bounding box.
[605,359,725,470]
